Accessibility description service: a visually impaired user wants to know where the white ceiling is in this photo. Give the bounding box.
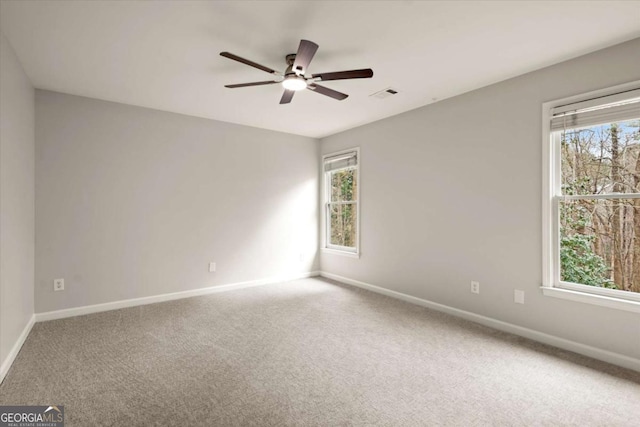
[1,1,639,138]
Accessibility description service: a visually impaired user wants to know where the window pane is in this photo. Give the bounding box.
[330,169,358,202]
[560,119,640,195]
[560,198,640,293]
[329,203,357,248]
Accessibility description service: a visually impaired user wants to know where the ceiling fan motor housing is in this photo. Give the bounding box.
[285,54,304,76]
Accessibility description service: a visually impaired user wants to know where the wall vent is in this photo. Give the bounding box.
[370,88,399,99]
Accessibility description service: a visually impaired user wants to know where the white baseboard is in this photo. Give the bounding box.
[36,271,320,322]
[320,271,640,373]
[1,314,36,384]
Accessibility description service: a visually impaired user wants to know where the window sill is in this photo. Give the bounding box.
[541,286,640,313]
[321,248,360,258]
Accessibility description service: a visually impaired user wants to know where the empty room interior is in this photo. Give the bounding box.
[1,1,640,425]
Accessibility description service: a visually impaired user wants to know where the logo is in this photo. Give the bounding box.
[0,405,64,427]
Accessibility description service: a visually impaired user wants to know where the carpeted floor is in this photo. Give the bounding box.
[1,277,639,426]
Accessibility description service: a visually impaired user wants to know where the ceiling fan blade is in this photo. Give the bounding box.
[312,68,374,81]
[225,80,279,88]
[220,52,277,74]
[280,89,295,104]
[292,39,319,75]
[307,84,348,101]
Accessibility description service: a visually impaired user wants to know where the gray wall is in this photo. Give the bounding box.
[36,91,319,313]
[0,32,35,364]
[321,38,640,360]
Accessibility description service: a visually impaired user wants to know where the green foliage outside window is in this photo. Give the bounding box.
[560,233,615,288]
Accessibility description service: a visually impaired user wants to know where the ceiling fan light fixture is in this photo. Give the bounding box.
[282,76,307,91]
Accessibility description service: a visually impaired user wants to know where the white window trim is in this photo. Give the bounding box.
[321,147,361,258]
[541,80,640,313]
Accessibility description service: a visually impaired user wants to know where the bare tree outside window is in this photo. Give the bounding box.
[559,119,640,293]
[328,168,358,248]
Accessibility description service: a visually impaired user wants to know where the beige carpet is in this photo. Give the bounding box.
[1,277,639,426]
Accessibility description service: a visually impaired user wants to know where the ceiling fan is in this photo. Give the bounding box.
[220,39,374,104]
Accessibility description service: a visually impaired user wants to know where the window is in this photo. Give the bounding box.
[323,149,359,256]
[543,83,640,312]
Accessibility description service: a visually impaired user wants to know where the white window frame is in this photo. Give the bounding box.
[321,147,360,258]
[542,81,640,313]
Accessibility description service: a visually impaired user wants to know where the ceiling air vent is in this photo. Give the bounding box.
[370,88,399,99]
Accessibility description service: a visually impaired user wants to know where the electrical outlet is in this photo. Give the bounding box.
[514,289,525,304]
[471,281,480,294]
[54,278,65,291]
[208,262,216,273]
